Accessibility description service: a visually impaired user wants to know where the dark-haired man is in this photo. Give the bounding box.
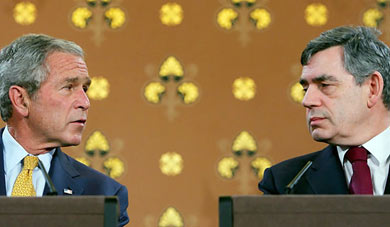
[259,26,390,195]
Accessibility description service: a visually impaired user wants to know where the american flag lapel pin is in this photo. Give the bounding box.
[64,188,73,195]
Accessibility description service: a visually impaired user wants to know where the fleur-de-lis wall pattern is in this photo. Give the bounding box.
[217,0,272,46]
[71,0,126,45]
[1,1,381,226]
[217,131,272,193]
[144,56,200,121]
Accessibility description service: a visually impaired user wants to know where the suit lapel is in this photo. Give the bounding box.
[384,169,390,194]
[0,128,6,195]
[305,145,349,194]
[44,148,84,195]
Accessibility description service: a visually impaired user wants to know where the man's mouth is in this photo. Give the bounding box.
[309,117,325,125]
[71,119,87,126]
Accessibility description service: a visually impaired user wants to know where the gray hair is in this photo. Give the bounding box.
[301,26,390,109]
[0,34,84,122]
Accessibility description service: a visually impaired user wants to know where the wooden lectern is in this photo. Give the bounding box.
[219,195,390,227]
[0,196,118,227]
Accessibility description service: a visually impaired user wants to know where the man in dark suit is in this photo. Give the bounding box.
[259,26,390,195]
[0,34,129,226]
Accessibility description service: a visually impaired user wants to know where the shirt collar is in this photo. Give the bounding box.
[364,127,390,165]
[2,125,55,175]
[337,127,390,166]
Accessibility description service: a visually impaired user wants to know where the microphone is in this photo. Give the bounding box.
[37,159,58,196]
[284,161,313,194]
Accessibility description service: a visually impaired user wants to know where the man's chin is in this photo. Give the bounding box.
[60,136,82,147]
[311,130,332,143]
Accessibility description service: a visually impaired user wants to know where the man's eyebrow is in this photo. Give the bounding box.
[65,77,91,86]
[312,74,339,83]
[299,74,338,85]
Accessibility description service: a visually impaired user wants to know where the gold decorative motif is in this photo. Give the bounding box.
[14,2,37,25]
[290,82,305,103]
[160,152,183,176]
[160,3,184,26]
[249,8,271,30]
[75,157,91,167]
[72,7,93,29]
[158,207,184,227]
[217,0,272,46]
[251,157,272,179]
[305,3,328,26]
[144,82,166,104]
[71,0,126,46]
[77,130,126,179]
[87,77,110,100]
[363,8,383,27]
[144,56,199,120]
[177,82,199,104]
[217,8,238,30]
[159,56,184,80]
[217,133,272,188]
[217,157,239,179]
[233,77,256,101]
[232,131,257,156]
[103,157,125,179]
[105,7,126,29]
[85,131,110,156]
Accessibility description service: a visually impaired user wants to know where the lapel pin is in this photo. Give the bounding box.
[64,188,73,195]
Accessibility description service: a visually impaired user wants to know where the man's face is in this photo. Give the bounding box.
[300,46,369,145]
[27,52,91,147]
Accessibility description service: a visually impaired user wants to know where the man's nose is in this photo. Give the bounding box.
[302,86,321,108]
[75,89,90,110]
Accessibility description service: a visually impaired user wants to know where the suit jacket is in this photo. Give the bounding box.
[259,145,390,194]
[0,128,129,226]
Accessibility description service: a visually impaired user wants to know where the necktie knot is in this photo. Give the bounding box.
[23,156,38,170]
[345,146,368,162]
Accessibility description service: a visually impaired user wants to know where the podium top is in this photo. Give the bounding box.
[220,195,390,227]
[0,196,118,227]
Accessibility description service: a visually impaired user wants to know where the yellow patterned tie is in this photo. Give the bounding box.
[11,156,39,196]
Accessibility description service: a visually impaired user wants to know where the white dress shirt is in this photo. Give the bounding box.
[337,127,390,195]
[2,126,55,196]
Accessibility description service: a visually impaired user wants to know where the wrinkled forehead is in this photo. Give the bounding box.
[44,52,89,81]
[300,46,346,82]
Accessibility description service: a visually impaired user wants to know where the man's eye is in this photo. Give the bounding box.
[63,84,73,90]
[321,83,329,87]
[319,84,333,90]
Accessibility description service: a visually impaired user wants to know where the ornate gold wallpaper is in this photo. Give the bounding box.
[0,0,385,226]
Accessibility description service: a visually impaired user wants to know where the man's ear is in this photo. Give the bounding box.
[8,85,31,117]
[366,71,384,108]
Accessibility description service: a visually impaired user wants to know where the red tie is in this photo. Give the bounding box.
[345,146,373,194]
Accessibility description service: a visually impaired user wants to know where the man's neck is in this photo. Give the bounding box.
[6,125,58,155]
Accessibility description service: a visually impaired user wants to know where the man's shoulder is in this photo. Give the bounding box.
[271,149,324,172]
[259,146,333,194]
[57,150,125,191]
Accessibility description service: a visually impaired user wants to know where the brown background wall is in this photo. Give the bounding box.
[0,0,387,226]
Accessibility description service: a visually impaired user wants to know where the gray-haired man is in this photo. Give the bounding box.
[0,34,129,226]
